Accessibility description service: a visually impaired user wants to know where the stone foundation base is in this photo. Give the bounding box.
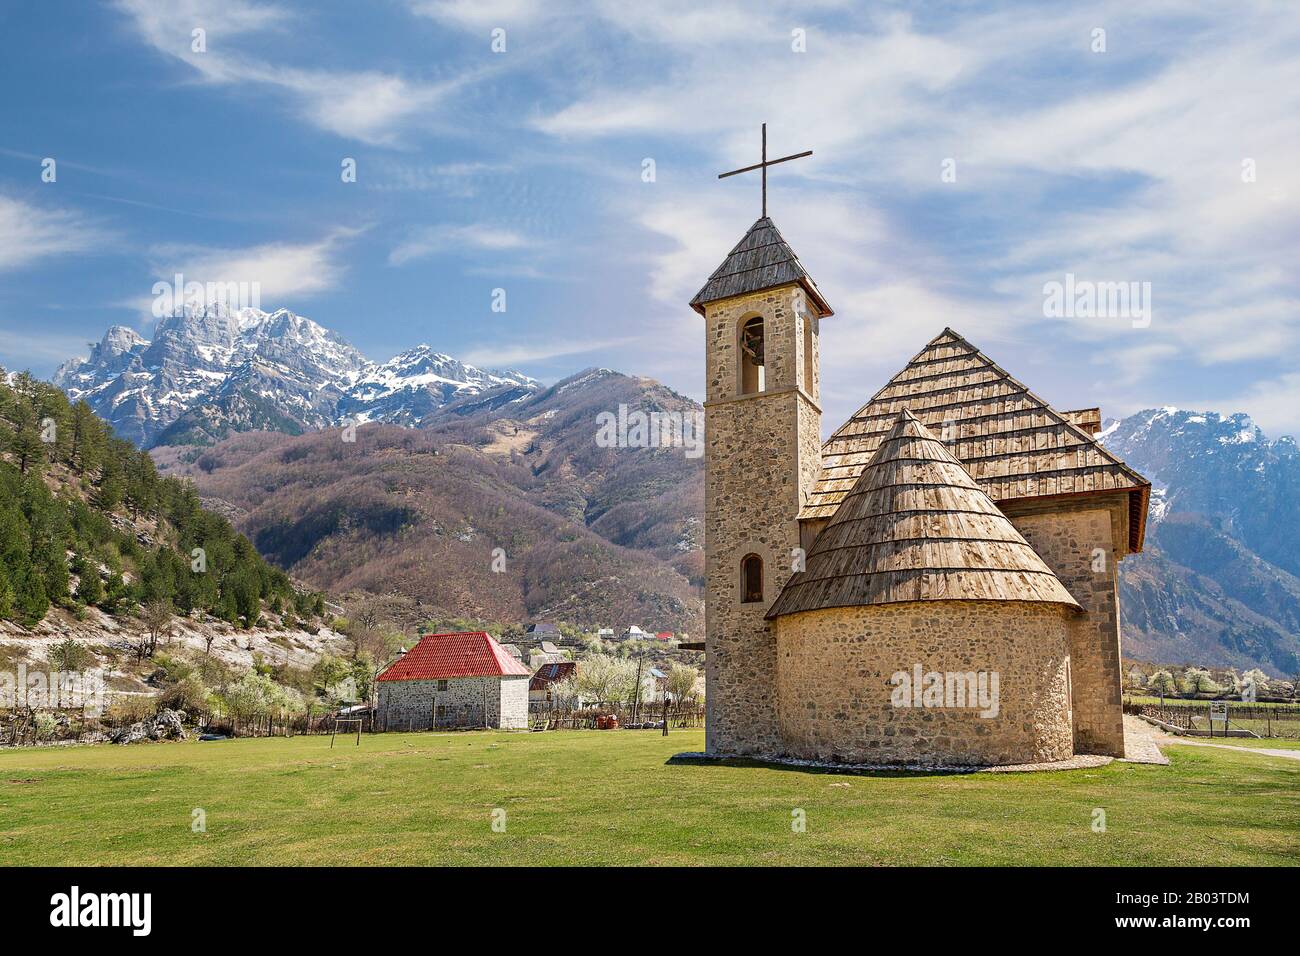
[672,750,1113,774]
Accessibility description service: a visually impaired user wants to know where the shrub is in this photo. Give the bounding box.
[48,638,94,672]
[33,711,58,740]
[160,673,210,714]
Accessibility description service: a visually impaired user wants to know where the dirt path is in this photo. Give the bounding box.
[1120,714,1169,764]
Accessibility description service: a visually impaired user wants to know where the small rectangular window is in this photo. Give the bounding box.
[437,679,448,691]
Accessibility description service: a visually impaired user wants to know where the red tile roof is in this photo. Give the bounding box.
[377,632,531,682]
[528,660,577,692]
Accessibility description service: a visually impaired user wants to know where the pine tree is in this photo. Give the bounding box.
[219,586,240,625]
[69,401,104,476]
[76,556,104,606]
[0,561,14,618]
[14,565,49,626]
[11,404,45,476]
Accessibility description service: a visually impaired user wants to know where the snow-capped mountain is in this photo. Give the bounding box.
[54,306,539,447]
[1103,408,1300,673]
[338,345,537,427]
[1104,407,1300,576]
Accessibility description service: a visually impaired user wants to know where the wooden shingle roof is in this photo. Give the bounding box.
[801,328,1150,552]
[689,217,832,316]
[768,409,1081,619]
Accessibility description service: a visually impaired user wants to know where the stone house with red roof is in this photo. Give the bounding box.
[376,632,531,730]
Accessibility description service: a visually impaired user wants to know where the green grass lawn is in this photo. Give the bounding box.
[1,730,1296,866]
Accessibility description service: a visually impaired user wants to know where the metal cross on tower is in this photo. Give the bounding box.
[717,122,813,218]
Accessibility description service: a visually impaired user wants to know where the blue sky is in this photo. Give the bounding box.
[1,0,1298,437]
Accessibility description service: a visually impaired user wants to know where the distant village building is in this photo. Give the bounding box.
[597,628,615,641]
[525,622,562,640]
[376,631,530,730]
[529,661,578,705]
[622,625,651,641]
[644,667,669,704]
[528,641,566,670]
[500,643,525,663]
[654,631,674,641]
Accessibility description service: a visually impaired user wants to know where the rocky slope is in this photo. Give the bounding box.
[154,368,705,634]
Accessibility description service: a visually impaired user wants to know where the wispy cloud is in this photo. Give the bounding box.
[407,0,545,29]
[460,337,629,368]
[0,194,112,271]
[135,226,364,315]
[389,224,531,265]
[113,0,460,144]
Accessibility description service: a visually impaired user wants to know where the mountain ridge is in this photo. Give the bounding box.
[54,306,540,448]
[1107,407,1300,674]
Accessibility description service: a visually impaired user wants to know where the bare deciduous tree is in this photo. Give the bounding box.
[138,598,173,660]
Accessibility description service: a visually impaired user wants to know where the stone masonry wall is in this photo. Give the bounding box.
[775,601,1074,766]
[703,285,823,756]
[378,675,528,730]
[1010,508,1126,756]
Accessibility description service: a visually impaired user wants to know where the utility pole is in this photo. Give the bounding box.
[633,655,644,724]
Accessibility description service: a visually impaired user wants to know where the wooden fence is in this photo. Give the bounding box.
[1137,703,1300,738]
[535,703,705,731]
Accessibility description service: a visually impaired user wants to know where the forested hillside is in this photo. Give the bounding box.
[0,370,323,630]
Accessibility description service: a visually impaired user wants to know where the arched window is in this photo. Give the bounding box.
[739,316,765,395]
[741,553,763,603]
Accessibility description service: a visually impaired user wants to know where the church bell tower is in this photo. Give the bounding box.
[692,215,832,755]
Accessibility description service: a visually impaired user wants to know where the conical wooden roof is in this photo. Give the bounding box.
[767,409,1081,619]
[689,217,832,316]
[800,328,1150,552]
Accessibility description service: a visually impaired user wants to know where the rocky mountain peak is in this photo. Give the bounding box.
[54,308,538,447]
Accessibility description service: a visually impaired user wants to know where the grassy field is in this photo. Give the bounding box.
[1,730,1297,866]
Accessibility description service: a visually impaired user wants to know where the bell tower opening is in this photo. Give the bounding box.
[739,315,765,395]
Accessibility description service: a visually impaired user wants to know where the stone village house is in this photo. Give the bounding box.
[694,216,1151,767]
[376,631,530,730]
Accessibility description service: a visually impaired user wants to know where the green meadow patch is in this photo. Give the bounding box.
[0,730,1295,866]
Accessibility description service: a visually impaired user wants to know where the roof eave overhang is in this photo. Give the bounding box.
[690,277,833,317]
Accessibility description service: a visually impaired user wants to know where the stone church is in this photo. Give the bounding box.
[693,216,1151,767]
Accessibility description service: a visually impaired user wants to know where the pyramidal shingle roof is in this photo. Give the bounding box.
[689,217,832,316]
[768,409,1082,619]
[801,328,1150,552]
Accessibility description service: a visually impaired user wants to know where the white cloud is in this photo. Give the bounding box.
[139,227,363,314]
[460,337,628,367]
[407,0,545,29]
[113,0,454,143]
[389,224,531,265]
[0,195,111,271]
